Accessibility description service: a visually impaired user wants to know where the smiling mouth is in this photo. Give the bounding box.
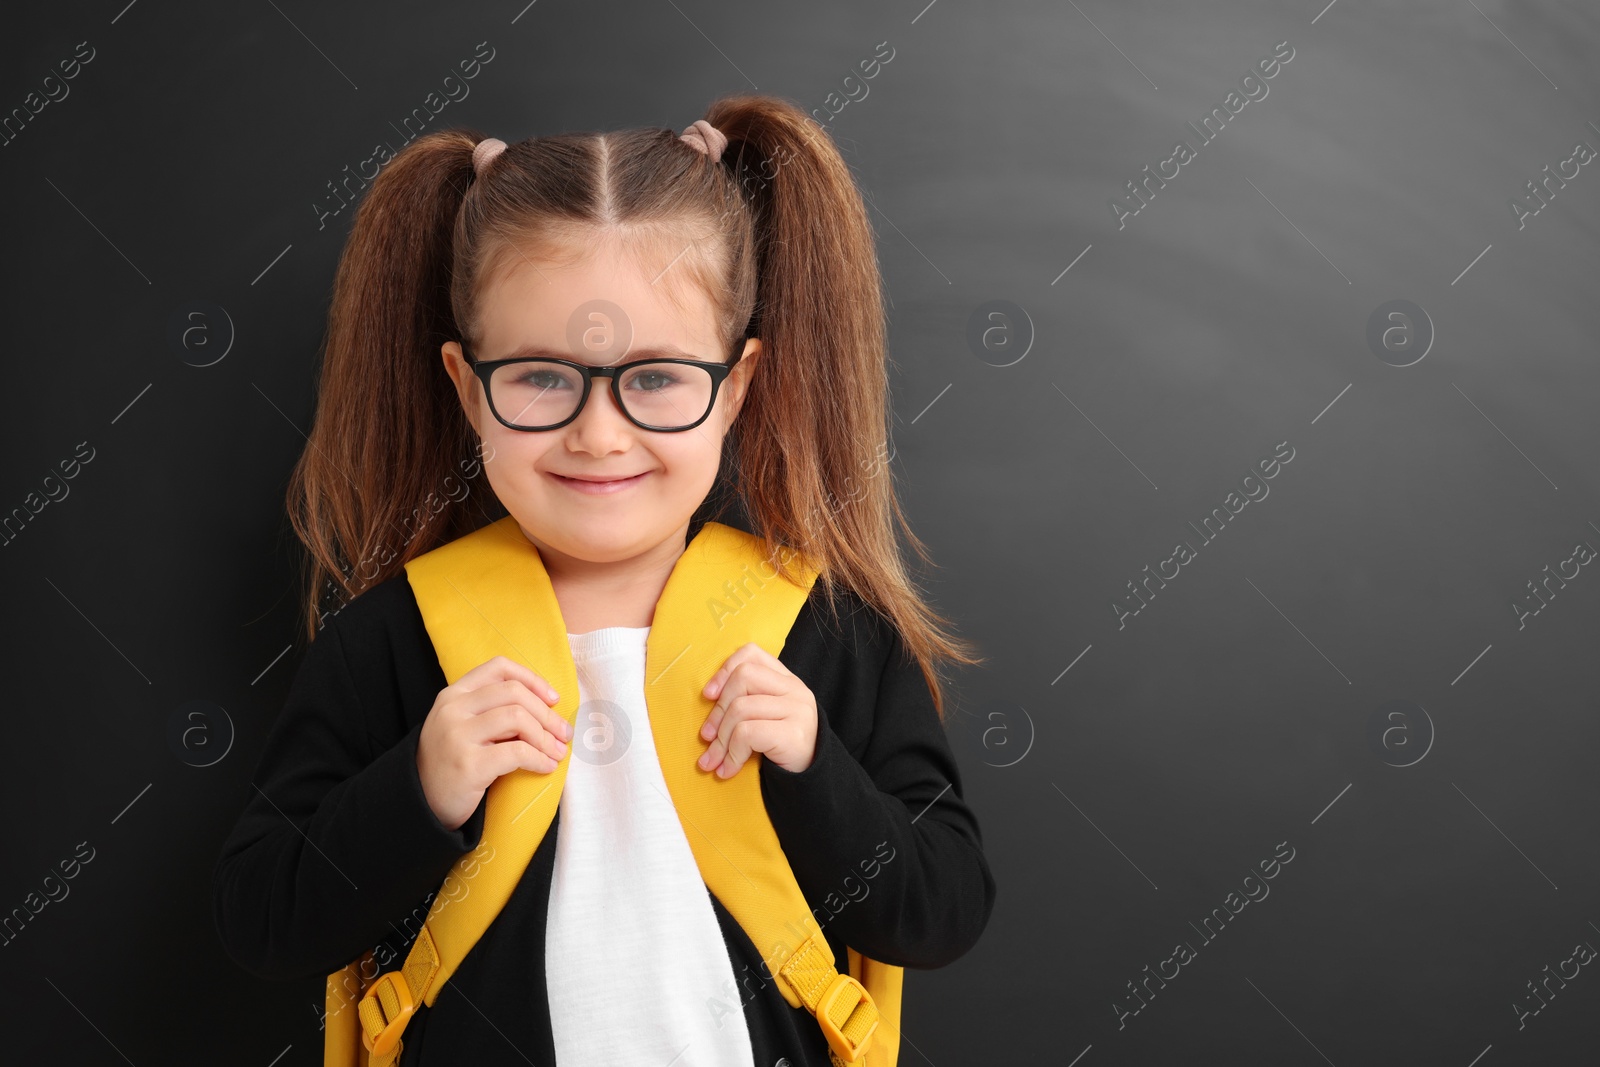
[549,471,650,493]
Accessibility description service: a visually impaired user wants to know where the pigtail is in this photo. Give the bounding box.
[286,129,503,641]
[703,97,986,719]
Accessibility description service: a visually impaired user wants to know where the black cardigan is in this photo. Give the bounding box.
[212,569,996,1066]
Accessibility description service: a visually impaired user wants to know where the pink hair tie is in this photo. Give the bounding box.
[473,137,508,177]
[679,119,727,162]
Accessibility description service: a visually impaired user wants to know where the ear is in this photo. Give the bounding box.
[441,340,481,423]
[724,337,762,422]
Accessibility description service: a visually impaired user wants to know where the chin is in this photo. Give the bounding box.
[521,513,666,563]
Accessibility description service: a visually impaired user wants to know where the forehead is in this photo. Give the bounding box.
[474,235,721,364]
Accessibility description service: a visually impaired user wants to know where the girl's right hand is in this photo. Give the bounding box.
[416,655,573,832]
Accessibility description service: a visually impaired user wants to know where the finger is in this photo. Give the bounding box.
[488,737,561,777]
[699,693,787,772]
[713,716,786,779]
[455,654,562,707]
[700,659,793,741]
[457,679,573,742]
[480,704,569,764]
[474,704,569,765]
[701,642,772,702]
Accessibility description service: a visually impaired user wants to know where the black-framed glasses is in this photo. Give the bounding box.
[461,338,745,432]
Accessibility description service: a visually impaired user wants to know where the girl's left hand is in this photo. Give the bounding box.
[698,643,818,777]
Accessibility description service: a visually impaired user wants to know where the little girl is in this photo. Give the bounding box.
[213,93,996,1067]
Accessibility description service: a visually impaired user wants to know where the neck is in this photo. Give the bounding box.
[519,521,692,632]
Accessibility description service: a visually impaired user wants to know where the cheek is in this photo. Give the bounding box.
[658,435,726,485]
[483,423,527,457]
[672,428,729,470]
[481,433,549,491]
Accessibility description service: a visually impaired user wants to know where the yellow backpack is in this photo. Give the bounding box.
[322,515,903,1066]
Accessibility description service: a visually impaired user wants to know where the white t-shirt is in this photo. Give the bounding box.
[545,625,755,1067]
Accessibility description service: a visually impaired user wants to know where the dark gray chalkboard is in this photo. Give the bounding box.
[3,1,1597,1063]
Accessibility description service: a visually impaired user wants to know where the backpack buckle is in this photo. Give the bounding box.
[816,972,878,1062]
[358,969,416,1057]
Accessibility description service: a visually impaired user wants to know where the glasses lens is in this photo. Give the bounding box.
[616,361,715,429]
[487,360,586,428]
[487,360,716,430]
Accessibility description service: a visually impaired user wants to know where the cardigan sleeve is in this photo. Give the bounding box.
[760,605,997,970]
[211,598,487,983]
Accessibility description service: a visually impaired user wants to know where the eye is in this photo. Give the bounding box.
[513,368,571,390]
[625,369,679,392]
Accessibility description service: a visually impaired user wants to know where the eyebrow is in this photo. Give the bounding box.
[492,342,715,364]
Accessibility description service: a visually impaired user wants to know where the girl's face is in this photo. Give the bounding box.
[440,236,760,576]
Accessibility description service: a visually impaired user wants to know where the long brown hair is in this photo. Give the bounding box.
[287,94,984,718]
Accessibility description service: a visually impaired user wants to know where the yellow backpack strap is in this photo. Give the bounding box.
[339,516,580,1066]
[322,953,370,1067]
[648,523,885,1064]
[847,948,903,1067]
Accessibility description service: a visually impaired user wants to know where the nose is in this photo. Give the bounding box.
[564,377,635,453]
